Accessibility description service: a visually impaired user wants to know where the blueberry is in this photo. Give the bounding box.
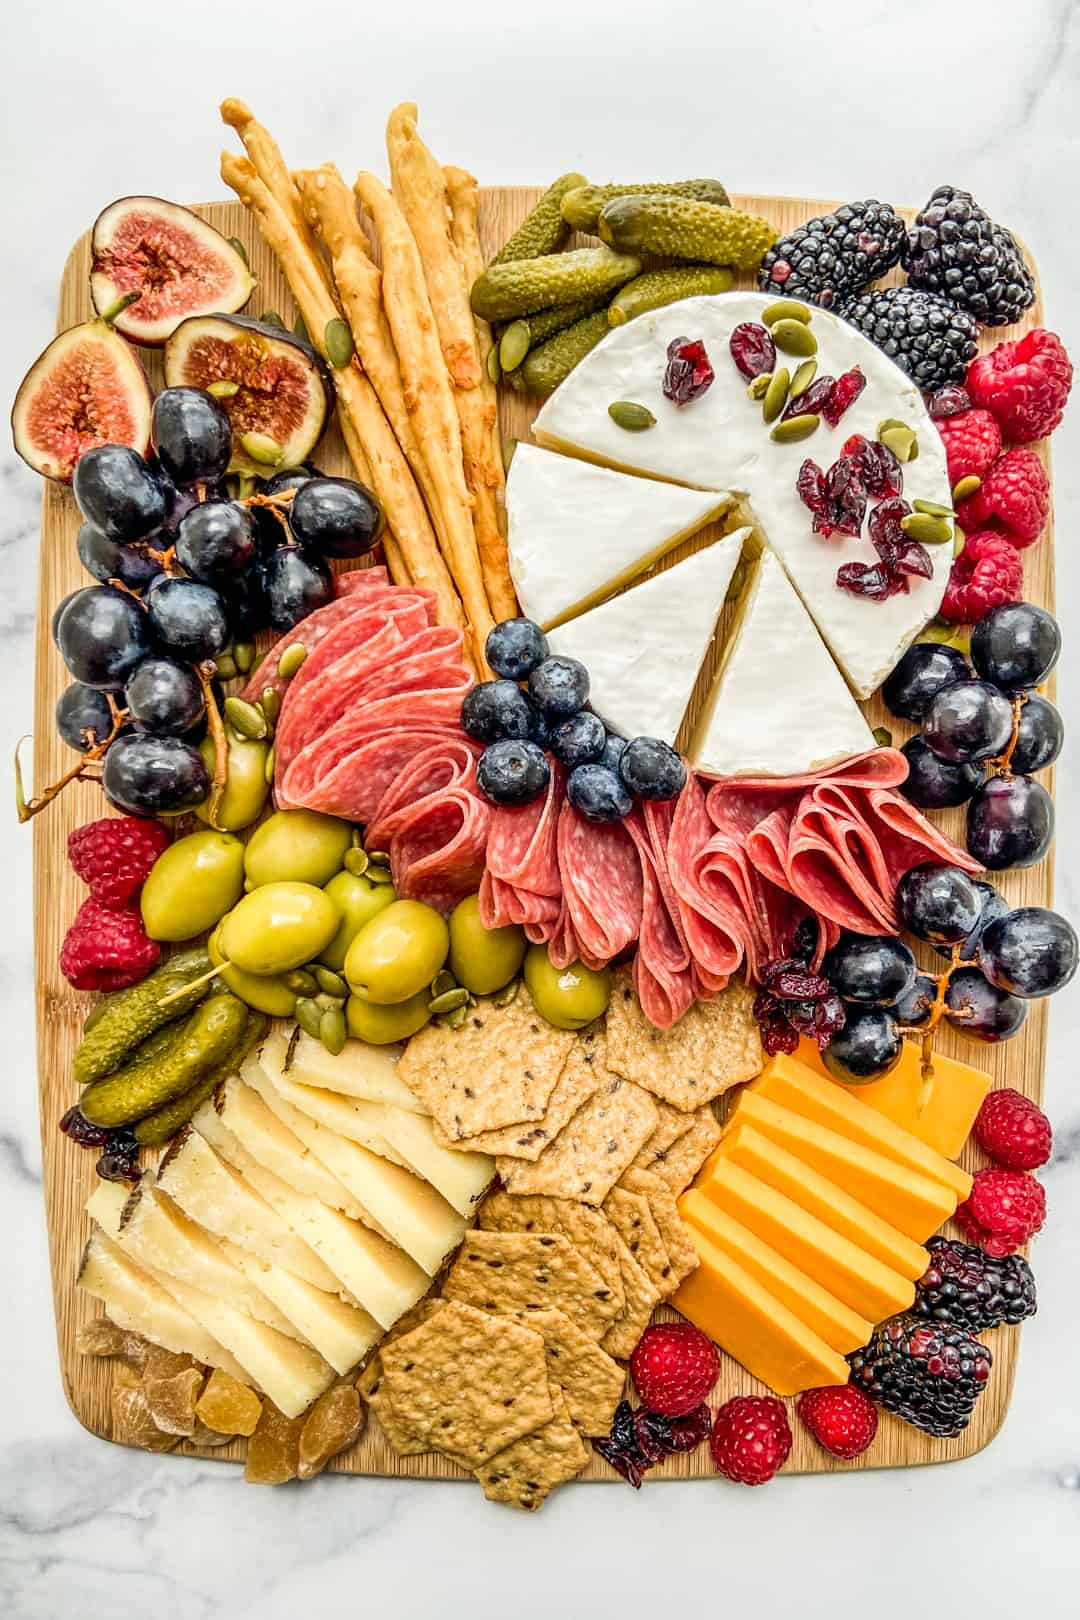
[618,737,687,801]
[549,711,606,769]
[1010,694,1063,775]
[461,680,537,745]
[477,739,550,806]
[821,1006,902,1083]
[823,934,917,1006]
[896,863,983,945]
[567,763,632,823]
[966,775,1054,870]
[970,602,1060,693]
[528,656,589,719]
[894,972,938,1027]
[944,968,1027,1042]
[977,906,1078,999]
[486,618,549,681]
[882,642,971,722]
[899,735,982,810]
[599,733,627,775]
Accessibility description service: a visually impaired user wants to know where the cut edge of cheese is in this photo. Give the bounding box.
[229,1248,383,1377]
[215,1076,369,1219]
[259,1028,426,1113]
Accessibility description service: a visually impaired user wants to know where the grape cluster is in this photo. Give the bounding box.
[463,618,686,821]
[884,602,1063,870]
[48,387,383,819]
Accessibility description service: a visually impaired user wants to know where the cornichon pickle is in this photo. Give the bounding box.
[79,992,249,1129]
[597,196,777,269]
[134,1010,269,1146]
[491,172,588,265]
[561,179,731,234]
[470,248,641,323]
[491,296,607,365]
[72,950,212,1086]
[608,264,736,326]
[509,310,611,397]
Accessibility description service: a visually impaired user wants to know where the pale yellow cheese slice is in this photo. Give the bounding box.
[266,1029,426,1112]
[214,1078,368,1218]
[229,1249,383,1377]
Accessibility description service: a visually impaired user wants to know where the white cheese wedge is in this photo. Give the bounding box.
[547,529,749,745]
[156,1127,340,1294]
[506,442,733,629]
[690,547,875,777]
[274,1029,426,1112]
[245,1056,465,1275]
[214,1078,367,1219]
[229,1249,383,1377]
[78,1230,252,1384]
[531,292,952,696]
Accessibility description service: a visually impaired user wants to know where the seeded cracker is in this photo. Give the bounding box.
[631,1099,696,1173]
[605,968,763,1110]
[645,1108,723,1194]
[443,1229,619,1340]
[477,1191,625,1314]
[515,1308,626,1435]
[433,1025,603,1159]
[603,1187,671,1293]
[618,1166,700,1292]
[379,1300,553,1469]
[602,1242,662,1360]
[357,1351,432,1457]
[397,987,575,1141]
[475,1387,589,1510]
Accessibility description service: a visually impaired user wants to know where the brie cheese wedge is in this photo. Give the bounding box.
[506,441,733,629]
[547,529,749,745]
[690,547,875,778]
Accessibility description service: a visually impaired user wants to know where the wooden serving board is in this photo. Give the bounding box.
[34,191,1055,1483]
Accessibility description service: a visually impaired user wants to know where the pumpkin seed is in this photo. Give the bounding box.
[343,848,370,877]
[879,425,917,464]
[314,991,345,1013]
[429,970,458,1001]
[319,1006,347,1056]
[900,512,953,546]
[608,400,657,432]
[953,531,967,558]
[263,745,276,785]
[491,978,521,1008]
[240,431,284,467]
[284,969,319,996]
[367,850,390,865]
[913,498,956,519]
[872,726,894,748]
[747,373,771,401]
[952,474,982,503]
[314,966,350,999]
[207,379,240,400]
[324,318,355,369]
[789,359,818,399]
[366,864,395,886]
[439,1002,470,1030]
[499,321,531,372]
[770,413,820,444]
[277,643,308,680]
[223,697,268,740]
[233,641,256,675]
[260,687,282,725]
[762,299,811,326]
[761,367,790,425]
[260,310,286,329]
[227,236,250,266]
[770,318,817,357]
[877,417,907,437]
[215,652,238,681]
[428,986,471,1016]
[294,311,310,345]
[295,997,324,1041]
[486,344,502,385]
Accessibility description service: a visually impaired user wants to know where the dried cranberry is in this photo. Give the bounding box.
[820,367,866,427]
[593,1434,647,1488]
[928,385,972,419]
[729,323,776,381]
[761,957,806,987]
[761,1019,800,1056]
[787,994,847,1045]
[770,968,832,1001]
[837,561,902,600]
[797,459,826,519]
[664,1403,714,1455]
[59,1106,111,1149]
[663,337,715,405]
[96,1148,140,1184]
[633,1408,673,1464]
[753,989,780,1023]
[819,457,867,538]
[868,496,912,560]
[889,539,934,580]
[842,435,903,499]
[782,376,837,421]
[608,1398,637,1451]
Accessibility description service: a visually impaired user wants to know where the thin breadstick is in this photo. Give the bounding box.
[337,410,410,583]
[220,99,335,300]
[220,150,463,642]
[354,170,495,668]
[443,165,517,622]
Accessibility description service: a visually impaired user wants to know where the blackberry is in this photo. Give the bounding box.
[758,201,905,309]
[914,1237,1037,1333]
[902,185,1035,327]
[841,287,979,391]
[847,1313,992,1439]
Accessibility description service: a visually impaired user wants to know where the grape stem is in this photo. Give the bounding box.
[984,693,1027,782]
[195,663,229,831]
[897,942,976,1117]
[15,695,128,823]
[240,486,297,538]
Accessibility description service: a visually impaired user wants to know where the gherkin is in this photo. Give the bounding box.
[509,311,611,397]
[492,173,588,265]
[471,248,641,323]
[561,179,730,235]
[598,196,777,270]
[608,265,735,326]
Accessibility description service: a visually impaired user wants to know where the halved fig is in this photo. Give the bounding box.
[90,197,255,347]
[165,314,333,476]
[11,301,152,482]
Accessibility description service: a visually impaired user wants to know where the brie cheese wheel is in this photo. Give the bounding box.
[547,529,749,745]
[506,441,733,629]
[533,292,951,697]
[691,548,875,778]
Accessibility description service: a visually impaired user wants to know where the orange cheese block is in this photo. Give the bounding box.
[796,1037,991,1161]
[725,1091,959,1242]
[679,1191,872,1354]
[754,1052,972,1200]
[671,1224,850,1395]
[698,1156,915,1322]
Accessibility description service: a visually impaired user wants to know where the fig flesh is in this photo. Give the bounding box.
[165,314,332,476]
[11,309,152,482]
[90,197,255,347]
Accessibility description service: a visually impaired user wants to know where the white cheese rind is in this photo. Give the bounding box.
[547,529,748,744]
[532,292,951,697]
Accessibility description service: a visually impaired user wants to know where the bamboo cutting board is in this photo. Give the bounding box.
[33,191,1055,1483]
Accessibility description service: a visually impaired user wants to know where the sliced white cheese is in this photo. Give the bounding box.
[78,1230,252,1384]
[246,1056,465,1275]
[156,1127,340,1294]
[229,1249,383,1377]
[214,1078,367,1218]
[270,1029,426,1112]
[690,547,874,778]
[547,529,748,745]
[506,442,733,629]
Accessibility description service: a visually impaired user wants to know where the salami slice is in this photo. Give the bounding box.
[557,804,643,967]
[667,775,749,981]
[479,873,561,931]
[386,789,492,915]
[366,739,481,848]
[282,724,465,822]
[333,566,390,597]
[539,901,580,969]
[238,594,381,705]
[273,613,412,784]
[623,807,696,1030]
[478,766,564,931]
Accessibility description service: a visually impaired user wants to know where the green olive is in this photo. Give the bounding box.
[195,734,270,832]
[140,829,246,943]
[346,990,432,1045]
[207,925,298,1017]
[243,809,354,889]
[344,899,450,1005]
[448,892,527,995]
[220,881,341,975]
[522,945,611,1030]
[319,869,398,971]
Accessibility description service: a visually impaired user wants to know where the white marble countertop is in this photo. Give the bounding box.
[2,2,1078,1614]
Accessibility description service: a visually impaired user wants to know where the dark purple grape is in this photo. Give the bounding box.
[1010,694,1063,775]
[151,387,232,486]
[52,587,96,645]
[899,735,982,809]
[124,657,205,736]
[969,602,1060,693]
[933,880,1008,962]
[977,907,1078,999]
[882,643,971,722]
[923,679,1013,764]
[77,522,163,591]
[288,476,384,558]
[966,775,1053,870]
[896,863,983,945]
[894,972,938,1027]
[822,1005,902,1082]
[55,683,117,753]
[221,568,266,639]
[55,585,152,690]
[145,575,230,663]
[252,465,317,551]
[101,732,209,816]
[260,546,334,631]
[944,967,1027,1042]
[461,680,537,745]
[73,445,165,541]
[550,711,606,769]
[823,934,917,1006]
[175,501,257,581]
[486,618,549,681]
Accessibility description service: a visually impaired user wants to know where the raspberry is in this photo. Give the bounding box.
[967,328,1073,443]
[955,1166,1046,1258]
[973,1088,1052,1171]
[940,530,1024,624]
[956,447,1050,548]
[68,816,171,911]
[710,1396,792,1486]
[59,897,160,992]
[935,408,1002,486]
[629,1322,719,1417]
[797,1385,878,1459]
